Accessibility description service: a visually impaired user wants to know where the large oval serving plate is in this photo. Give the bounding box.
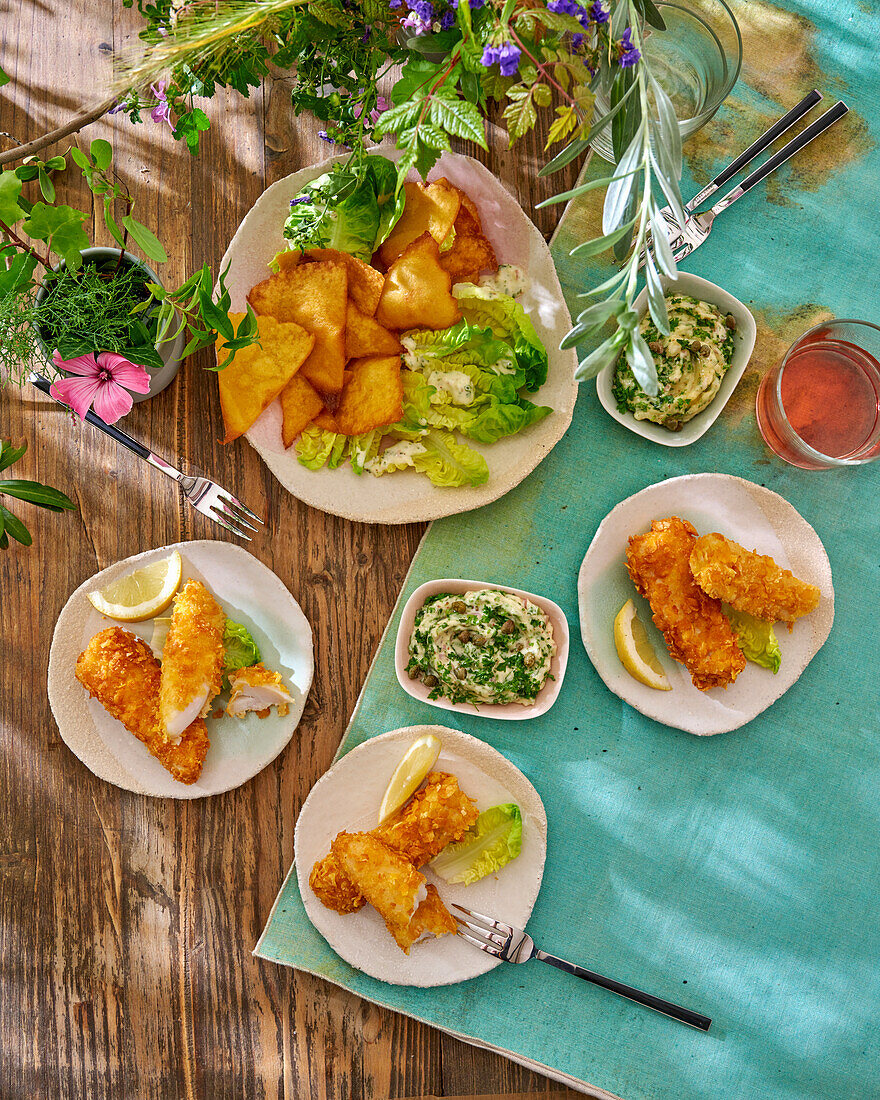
[295,724,547,986]
[578,474,834,736]
[47,541,314,797]
[218,149,578,524]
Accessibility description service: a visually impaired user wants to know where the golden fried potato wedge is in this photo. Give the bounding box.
[377,179,461,267]
[280,372,326,448]
[345,301,402,358]
[217,312,315,444]
[334,355,404,436]
[248,261,348,400]
[376,233,461,332]
[303,248,384,315]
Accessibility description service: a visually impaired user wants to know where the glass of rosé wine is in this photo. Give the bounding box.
[756,319,880,469]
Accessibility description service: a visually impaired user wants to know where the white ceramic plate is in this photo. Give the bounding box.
[577,474,834,736]
[295,724,547,986]
[596,272,757,447]
[217,148,578,523]
[394,578,569,720]
[47,541,314,797]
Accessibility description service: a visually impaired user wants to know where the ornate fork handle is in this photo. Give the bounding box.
[535,949,712,1031]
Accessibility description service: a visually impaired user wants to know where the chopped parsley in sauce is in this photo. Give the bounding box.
[407,589,556,706]
[612,295,737,430]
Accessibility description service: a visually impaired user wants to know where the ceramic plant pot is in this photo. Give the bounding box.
[33,246,185,403]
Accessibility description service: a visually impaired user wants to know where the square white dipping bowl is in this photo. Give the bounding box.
[394,578,570,721]
[596,272,757,447]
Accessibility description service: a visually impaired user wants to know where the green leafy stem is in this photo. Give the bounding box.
[0,440,77,550]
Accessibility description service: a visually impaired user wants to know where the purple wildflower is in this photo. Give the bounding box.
[618,26,640,67]
[402,9,431,33]
[548,0,578,12]
[453,0,485,8]
[318,130,335,144]
[440,9,455,28]
[389,0,402,7]
[590,1,608,23]
[290,196,311,206]
[571,32,584,48]
[480,44,501,67]
[149,80,173,128]
[497,42,521,76]
[107,100,127,116]
[410,0,434,20]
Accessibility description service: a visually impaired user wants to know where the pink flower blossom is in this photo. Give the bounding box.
[49,351,151,424]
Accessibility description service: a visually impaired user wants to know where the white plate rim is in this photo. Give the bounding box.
[217,148,579,523]
[577,473,835,735]
[393,578,570,720]
[294,723,547,986]
[46,540,314,797]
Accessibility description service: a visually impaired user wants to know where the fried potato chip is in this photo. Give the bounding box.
[248,261,348,399]
[304,248,384,315]
[280,372,325,448]
[378,179,461,267]
[271,249,302,274]
[217,313,315,444]
[345,301,402,358]
[376,233,461,332]
[456,191,484,233]
[440,230,499,285]
[335,355,404,436]
[312,409,342,433]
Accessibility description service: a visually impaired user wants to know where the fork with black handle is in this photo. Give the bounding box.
[454,904,712,1031]
[640,88,824,265]
[639,99,849,271]
[31,374,262,541]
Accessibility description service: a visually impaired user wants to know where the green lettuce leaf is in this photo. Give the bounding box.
[430,804,523,885]
[295,426,348,470]
[224,621,261,676]
[435,395,552,443]
[723,605,781,673]
[412,430,489,487]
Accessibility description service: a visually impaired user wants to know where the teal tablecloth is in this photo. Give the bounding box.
[257,5,880,1095]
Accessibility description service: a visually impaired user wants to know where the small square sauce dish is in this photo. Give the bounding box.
[394,578,570,721]
[596,272,757,447]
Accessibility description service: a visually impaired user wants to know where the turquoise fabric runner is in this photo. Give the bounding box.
[257,5,880,1095]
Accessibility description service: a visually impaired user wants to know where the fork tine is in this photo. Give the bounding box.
[453,915,508,948]
[207,507,253,541]
[452,903,514,935]
[212,497,260,534]
[671,241,694,263]
[455,928,503,957]
[219,493,263,526]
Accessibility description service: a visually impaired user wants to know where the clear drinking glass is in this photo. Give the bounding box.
[591,0,742,162]
[755,320,880,470]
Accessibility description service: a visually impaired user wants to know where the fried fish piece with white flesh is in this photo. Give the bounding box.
[225,663,291,718]
[75,627,209,784]
[159,580,226,743]
[689,532,821,625]
[331,832,456,953]
[626,517,747,691]
[309,771,478,914]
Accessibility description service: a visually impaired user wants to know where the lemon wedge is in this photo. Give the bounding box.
[613,599,672,691]
[87,551,183,622]
[378,733,442,824]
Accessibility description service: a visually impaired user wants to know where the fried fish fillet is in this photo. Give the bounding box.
[75,627,209,784]
[159,580,226,743]
[626,517,746,691]
[331,833,456,953]
[689,532,821,625]
[309,771,478,914]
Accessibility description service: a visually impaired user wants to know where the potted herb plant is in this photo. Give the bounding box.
[0,138,258,423]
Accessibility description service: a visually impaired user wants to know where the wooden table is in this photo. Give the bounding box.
[0,4,584,1096]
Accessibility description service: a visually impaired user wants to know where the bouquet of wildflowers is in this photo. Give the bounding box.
[115,0,686,392]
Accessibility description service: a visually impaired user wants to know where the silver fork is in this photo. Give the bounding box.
[454,904,711,1031]
[31,374,262,540]
[639,100,849,272]
[639,89,823,265]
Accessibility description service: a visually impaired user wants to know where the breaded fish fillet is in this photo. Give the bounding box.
[626,517,746,691]
[690,532,821,625]
[309,771,478,914]
[75,627,209,784]
[331,833,456,953]
[159,579,226,743]
[226,663,291,718]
